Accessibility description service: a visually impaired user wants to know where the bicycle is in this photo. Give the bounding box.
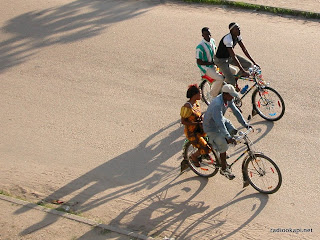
[200,66,285,121]
[181,129,282,194]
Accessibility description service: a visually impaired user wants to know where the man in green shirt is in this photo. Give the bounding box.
[196,27,224,98]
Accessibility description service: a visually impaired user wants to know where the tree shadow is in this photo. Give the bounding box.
[16,120,185,236]
[0,0,157,72]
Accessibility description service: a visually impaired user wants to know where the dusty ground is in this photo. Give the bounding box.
[1,0,319,239]
[0,198,133,240]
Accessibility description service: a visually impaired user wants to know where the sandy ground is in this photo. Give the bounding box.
[1,0,320,239]
[0,198,133,240]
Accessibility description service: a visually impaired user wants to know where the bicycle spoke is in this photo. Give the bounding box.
[200,81,213,105]
[183,141,219,178]
[245,154,282,194]
[253,87,285,121]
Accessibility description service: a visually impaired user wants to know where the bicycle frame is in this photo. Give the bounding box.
[237,68,267,101]
[238,79,256,101]
[228,148,250,169]
[228,133,254,169]
[201,65,268,107]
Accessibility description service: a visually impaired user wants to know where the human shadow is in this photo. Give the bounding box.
[17,120,185,235]
[109,175,268,239]
[0,0,156,72]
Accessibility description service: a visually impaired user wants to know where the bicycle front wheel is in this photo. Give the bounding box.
[252,86,285,121]
[244,154,282,194]
[183,141,219,178]
[200,80,213,105]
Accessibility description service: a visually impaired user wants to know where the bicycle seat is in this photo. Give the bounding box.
[201,74,215,83]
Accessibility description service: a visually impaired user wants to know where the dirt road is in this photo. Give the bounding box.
[1,0,319,239]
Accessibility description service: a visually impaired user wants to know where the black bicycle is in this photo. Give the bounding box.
[200,66,285,121]
[182,129,282,194]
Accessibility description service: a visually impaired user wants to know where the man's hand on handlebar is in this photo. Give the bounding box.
[239,69,250,77]
[226,137,237,145]
[247,125,254,132]
[253,63,260,69]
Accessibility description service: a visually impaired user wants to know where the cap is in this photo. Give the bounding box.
[222,84,239,98]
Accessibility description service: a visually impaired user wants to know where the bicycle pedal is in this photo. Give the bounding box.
[180,160,189,172]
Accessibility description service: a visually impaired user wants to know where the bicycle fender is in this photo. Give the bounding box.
[241,152,264,181]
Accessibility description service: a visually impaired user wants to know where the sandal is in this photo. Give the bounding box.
[190,156,200,167]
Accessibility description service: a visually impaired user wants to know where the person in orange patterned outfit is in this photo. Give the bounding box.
[180,84,211,167]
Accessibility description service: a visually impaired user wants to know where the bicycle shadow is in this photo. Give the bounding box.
[178,191,269,239]
[108,176,268,239]
[15,120,185,236]
[108,176,210,236]
[0,0,156,73]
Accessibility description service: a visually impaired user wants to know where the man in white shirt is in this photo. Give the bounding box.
[215,23,258,89]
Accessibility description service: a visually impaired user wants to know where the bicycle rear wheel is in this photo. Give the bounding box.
[244,154,282,194]
[183,141,219,178]
[200,80,213,105]
[252,86,285,121]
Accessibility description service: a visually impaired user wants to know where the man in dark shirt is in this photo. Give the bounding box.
[215,22,258,89]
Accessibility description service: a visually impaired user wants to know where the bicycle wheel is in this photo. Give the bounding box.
[200,80,213,105]
[252,86,285,121]
[183,141,219,178]
[244,154,282,194]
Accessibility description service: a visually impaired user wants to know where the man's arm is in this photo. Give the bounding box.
[238,41,258,66]
[196,59,214,66]
[211,105,232,139]
[227,47,248,75]
[229,101,248,128]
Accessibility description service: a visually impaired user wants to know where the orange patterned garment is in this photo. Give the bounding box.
[180,101,210,155]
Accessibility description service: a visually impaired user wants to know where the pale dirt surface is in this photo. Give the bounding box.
[0,0,319,239]
[0,199,133,240]
[225,0,320,13]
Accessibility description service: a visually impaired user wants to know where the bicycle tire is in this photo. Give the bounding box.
[183,141,219,178]
[244,154,282,194]
[252,86,285,121]
[200,80,213,106]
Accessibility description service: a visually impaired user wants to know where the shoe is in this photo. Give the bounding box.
[235,84,241,92]
[220,168,235,180]
[203,154,214,163]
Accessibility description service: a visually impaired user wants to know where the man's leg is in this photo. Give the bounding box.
[206,131,235,180]
[230,55,253,71]
[215,57,237,86]
[225,119,238,136]
[205,68,224,97]
[219,152,235,180]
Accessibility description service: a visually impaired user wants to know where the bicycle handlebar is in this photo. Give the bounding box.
[234,128,253,143]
